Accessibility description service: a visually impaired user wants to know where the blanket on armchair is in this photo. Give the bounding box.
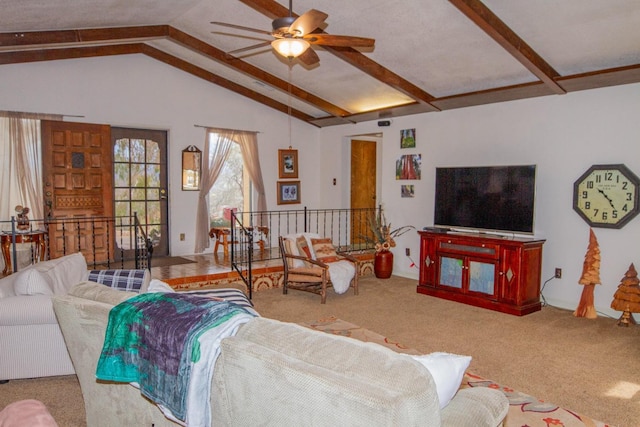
[96,292,255,425]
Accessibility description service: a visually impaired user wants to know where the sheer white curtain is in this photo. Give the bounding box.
[194,130,234,253]
[0,111,61,270]
[194,128,265,253]
[0,112,61,225]
[236,131,266,216]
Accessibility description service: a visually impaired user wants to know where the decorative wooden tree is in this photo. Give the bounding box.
[611,263,640,326]
[573,228,601,319]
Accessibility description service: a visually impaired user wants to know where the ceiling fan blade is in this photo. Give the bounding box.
[304,34,375,48]
[226,41,273,56]
[211,21,272,36]
[290,9,328,36]
[297,47,320,66]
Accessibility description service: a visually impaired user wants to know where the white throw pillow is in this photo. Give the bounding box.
[410,352,472,409]
[301,232,320,259]
[147,279,175,293]
[13,268,54,296]
[35,252,88,295]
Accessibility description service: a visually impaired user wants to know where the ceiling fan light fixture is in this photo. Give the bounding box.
[272,38,310,58]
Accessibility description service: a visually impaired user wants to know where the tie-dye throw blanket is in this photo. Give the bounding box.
[96,292,255,424]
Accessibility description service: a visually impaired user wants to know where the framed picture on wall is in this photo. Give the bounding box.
[395,154,422,180]
[278,149,298,178]
[400,128,416,148]
[401,185,415,198]
[277,181,301,205]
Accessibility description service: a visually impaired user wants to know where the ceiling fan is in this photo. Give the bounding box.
[211,0,375,66]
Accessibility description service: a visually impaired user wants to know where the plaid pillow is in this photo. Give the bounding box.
[88,269,148,293]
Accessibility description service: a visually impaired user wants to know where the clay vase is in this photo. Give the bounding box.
[374,250,393,279]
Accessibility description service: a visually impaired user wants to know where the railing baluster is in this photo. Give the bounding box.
[229,206,380,297]
[1,214,151,274]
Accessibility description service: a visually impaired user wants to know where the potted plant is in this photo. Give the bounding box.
[366,211,414,278]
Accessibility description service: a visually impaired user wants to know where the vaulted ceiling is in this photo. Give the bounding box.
[1,0,639,127]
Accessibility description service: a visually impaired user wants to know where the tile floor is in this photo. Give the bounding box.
[149,251,282,282]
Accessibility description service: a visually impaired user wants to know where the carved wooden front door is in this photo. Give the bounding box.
[41,120,113,264]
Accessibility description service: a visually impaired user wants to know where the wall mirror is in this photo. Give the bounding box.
[182,145,202,191]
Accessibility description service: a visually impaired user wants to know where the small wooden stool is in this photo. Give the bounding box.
[209,226,269,257]
[209,227,235,258]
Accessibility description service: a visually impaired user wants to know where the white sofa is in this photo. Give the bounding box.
[53,281,509,427]
[0,253,150,381]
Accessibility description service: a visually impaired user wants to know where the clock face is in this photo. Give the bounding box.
[573,164,640,228]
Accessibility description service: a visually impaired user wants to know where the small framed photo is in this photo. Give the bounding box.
[277,181,301,205]
[278,149,298,179]
[400,128,416,149]
[401,185,415,198]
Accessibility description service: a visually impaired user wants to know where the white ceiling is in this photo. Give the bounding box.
[1,0,639,127]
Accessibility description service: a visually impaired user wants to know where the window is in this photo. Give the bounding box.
[207,135,250,227]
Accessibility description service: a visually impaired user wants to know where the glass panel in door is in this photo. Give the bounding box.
[468,260,495,295]
[439,256,463,288]
[112,128,168,259]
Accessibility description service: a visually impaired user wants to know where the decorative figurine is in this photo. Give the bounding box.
[15,205,30,231]
[574,228,601,319]
[611,263,640,326]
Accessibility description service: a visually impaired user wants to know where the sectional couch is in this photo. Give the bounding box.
[52,281,509,426]
[0,252,150,381]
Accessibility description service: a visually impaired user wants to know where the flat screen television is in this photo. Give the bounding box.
[434,165,537,234]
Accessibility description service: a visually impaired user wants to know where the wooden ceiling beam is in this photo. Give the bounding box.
[140,45,315,124]
[0,26,168,49]
[0,43,144,65]
[0,42,315,124]
[323,45,440,111]
[0,25,347,119]
[166,27,350,118]
[239,0,440,110]
[312,61,640,125]
[449,0,566,95]
[557,63,640,92]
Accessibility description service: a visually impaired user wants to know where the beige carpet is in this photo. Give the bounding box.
[1,275,639,426]
[302,316,610,427]
[253,275,640,427]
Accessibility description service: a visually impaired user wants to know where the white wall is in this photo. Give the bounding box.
[0,54,321,255]
[320,83,640,317]
[2,54,639,317]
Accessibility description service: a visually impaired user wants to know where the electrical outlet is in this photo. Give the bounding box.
[180,233,185,241]
[555,268,562,279]
[405,248,410,256]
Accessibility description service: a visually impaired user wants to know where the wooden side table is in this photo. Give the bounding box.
[1,230,47,274]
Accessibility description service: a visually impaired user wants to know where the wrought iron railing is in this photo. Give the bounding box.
[229,206,381,295]
[0,213,152,274]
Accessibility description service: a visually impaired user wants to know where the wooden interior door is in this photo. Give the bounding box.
[350,139,377,246]
[41,120,113,263]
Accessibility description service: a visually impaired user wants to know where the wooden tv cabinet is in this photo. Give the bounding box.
[417,230,545,316]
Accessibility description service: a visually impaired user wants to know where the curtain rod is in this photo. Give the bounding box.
[194,124,261,134]
[0,110,84,118]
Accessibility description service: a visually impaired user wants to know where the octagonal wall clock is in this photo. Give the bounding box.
[573,164,640,229]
